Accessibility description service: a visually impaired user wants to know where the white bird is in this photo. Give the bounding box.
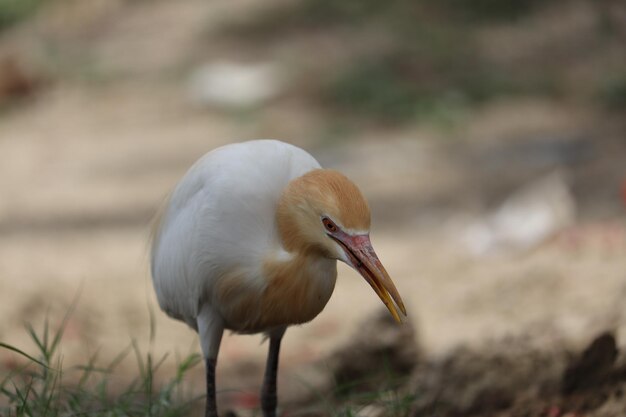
[150,140,406,417]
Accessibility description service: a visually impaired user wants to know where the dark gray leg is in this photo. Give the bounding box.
[205,358,218,417]
[197,306,223,417]
[261,329,285,417]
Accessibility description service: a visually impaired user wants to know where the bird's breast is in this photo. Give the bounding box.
[215,254,337,333]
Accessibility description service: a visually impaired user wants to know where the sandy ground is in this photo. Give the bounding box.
[0,0,625,414]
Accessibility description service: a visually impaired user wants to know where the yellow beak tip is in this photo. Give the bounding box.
[387,304,405,324]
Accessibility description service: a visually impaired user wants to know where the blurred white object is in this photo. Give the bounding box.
[461,172,576,256]
[357,405,385,417]
[187,61,283,108]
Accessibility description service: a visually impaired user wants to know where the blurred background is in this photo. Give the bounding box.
[0,0,625,415]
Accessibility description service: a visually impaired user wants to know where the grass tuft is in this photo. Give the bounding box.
[2,298,411,416]
[0,316,202,416]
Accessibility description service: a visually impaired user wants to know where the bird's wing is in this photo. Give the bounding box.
[150,140,321,323]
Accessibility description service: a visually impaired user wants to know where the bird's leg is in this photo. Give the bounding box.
[205,357,218,417]
[197,306,224,417]
[261,327,286,417]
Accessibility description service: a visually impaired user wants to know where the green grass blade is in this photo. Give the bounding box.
[76,348,102,388]
[43,315,50,360]
[49,285,82,359]
[175,353,201,382]
[106,343,132,372]
[148,303,157,346]
[0,342,51,370]
[24,324,47,361]
[13,378,34,417]
[42,361,61,417]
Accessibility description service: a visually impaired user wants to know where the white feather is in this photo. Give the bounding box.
[150,140,321,328]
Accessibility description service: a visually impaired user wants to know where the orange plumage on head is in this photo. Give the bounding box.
[277,169,370,253]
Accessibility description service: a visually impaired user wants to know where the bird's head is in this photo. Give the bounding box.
[277,169,406,322]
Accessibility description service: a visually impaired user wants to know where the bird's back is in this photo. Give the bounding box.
[150,140,321,326]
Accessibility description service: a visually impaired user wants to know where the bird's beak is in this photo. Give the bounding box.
[332,233,407,323]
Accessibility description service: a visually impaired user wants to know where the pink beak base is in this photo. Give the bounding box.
[332,233,407,323]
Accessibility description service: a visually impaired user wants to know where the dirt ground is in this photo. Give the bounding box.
[0,1,625,416]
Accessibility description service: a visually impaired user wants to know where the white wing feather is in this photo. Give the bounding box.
[150,140,321,326]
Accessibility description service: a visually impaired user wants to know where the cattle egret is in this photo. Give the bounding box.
[150,140,406,417]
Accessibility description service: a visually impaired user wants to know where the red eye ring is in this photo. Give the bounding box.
[322,217,337,232]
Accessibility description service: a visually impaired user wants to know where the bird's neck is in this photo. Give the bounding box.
[264,248,337,291]
[259,248,337,326]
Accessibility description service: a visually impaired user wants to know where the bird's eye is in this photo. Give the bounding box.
[322,217,337,233]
